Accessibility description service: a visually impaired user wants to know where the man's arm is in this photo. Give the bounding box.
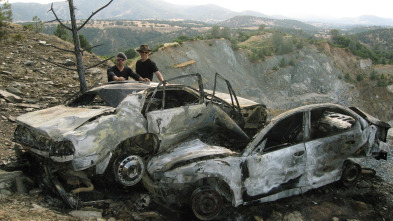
[128,68,150,82]
[154,71,164,82]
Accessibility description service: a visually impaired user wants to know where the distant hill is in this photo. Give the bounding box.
[355,28,393,52]
[9,0,393,27]
[10,0,265,22]
[218,16,318,32]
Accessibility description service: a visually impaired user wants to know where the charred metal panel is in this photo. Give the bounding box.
[244,143,306,196]
[16,105,115,139]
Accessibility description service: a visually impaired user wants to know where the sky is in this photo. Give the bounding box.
[6,0,393,20]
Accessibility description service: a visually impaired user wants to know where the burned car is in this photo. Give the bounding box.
[144,103,390,220]
[13,73,267,207]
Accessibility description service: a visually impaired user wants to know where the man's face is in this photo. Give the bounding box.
[139,51,149,59]
[116,57,125,65]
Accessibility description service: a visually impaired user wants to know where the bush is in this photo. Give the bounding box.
[370,70,378,80]
[356,74,364,81]
[272,66,279,71]
[279,58,286,67]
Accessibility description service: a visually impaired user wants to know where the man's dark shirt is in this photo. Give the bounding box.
[136,58,159,81]
[107,65,141,82]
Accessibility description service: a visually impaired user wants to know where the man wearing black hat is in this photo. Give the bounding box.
[107,52,150,82]
[136,45,164,82]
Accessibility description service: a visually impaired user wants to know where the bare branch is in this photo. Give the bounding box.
[45,43,76,54]
[43,58,77,72]
[49,2,72,31]
[81,43,105,53]
[85,56,114,70]
[78,0,114,30]
[43,19,60,24]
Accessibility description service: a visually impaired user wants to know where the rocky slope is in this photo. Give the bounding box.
[150,39,393,122]
[1,24,393,220]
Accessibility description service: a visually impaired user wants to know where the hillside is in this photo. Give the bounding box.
[1,24,393,220]
[355,28,393,52]
[150,38,393,121]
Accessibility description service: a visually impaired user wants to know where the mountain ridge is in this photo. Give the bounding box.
[9,0,393,26]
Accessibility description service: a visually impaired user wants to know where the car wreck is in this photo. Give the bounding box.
[143,103,390,220]
[13,73,268,207]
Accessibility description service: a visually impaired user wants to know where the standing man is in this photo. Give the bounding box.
[107,52,150,82]
[136,45,164,82]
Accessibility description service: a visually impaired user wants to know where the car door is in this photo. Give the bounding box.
[304,108,363,186]
[243,112,307,199]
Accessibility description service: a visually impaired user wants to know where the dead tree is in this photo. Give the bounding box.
[49,0,114,93]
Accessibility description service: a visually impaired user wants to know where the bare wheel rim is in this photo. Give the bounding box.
[191,187,223,220]
[342,162,361,186]
[114,155,145,187]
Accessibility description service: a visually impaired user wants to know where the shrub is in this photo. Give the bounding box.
[356,74,364,82]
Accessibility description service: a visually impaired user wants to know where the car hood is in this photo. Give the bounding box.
[16,105,115,139]
[147,139,235,175]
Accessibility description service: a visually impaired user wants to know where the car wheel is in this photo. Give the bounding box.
[113,154,145,187]
[191,186,223,220]
[341,161,361,187]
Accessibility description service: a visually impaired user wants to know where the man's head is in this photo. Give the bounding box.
[116,52,127,66]
[137,45,151,61]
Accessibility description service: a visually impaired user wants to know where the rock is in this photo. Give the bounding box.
[24,60,37,66]
[15,103,40,109]
[24,98,38,104]
[283,211,304,221]
[0,170,23,183]
[69,210,102,219]
[1,70,12,75]
[38,40,46,45]
[350,200,368,211]
[6,87,23,96]
[64,59,75,66]
[387,128,393,147]
[0,89,23,103]
[0,189,12,196]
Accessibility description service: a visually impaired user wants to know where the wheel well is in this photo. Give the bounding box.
[202,178,234,204]
[115,133,159,158]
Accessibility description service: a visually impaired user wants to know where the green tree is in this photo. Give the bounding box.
[0,0,12,37]
[53,23,71,42]
[79,34,92,53]
[124,48,137,59]
[272,32,284,53]
[330,29,340,43]
[32,16,43,33]
[221,27,230,39]
[210,25,220,39]
[258,24,265,31]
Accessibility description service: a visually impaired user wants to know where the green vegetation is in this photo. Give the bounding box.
[32,16,42,33]
[53,24,71,42]
[79,34,92,53]
[0,0,12,37]
[330,29,393,64]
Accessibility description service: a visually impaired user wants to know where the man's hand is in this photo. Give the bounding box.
[114,76,126,81]
[140,77,150,82]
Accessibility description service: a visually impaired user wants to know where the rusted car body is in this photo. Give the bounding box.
[144,103,390,220]
[13,74,267,207]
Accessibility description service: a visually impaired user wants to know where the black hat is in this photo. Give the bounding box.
[137,45,152,52]
[117,52,127,60]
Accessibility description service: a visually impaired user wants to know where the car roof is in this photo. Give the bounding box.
[89,81,159,93]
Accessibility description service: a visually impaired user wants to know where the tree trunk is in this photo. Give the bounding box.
[68,0,87,93]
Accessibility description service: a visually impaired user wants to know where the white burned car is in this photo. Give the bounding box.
[144,103,390,220]
[13,74,267,207]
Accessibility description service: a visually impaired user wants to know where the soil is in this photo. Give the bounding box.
[1,24,393,221]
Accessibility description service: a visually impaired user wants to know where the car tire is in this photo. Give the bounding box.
[191,186,223,221]
[341,161,361,187]
[112,154,145,187]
